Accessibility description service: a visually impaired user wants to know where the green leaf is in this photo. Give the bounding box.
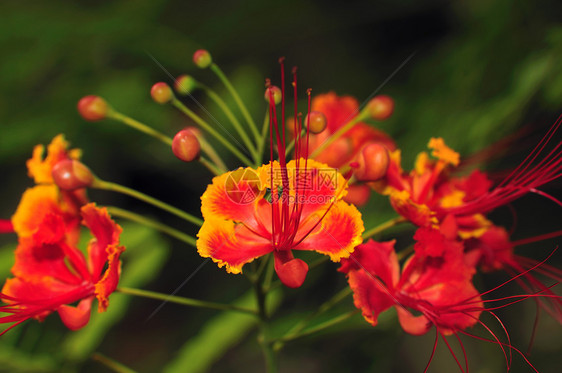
[163,288,282,373]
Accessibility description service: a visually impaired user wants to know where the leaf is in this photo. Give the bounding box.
[163,288,282,373]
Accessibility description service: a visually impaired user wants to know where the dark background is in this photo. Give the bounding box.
[0,0,561,372]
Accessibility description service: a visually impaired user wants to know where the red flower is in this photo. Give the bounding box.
[339,235,482,336]
[307,92,396,205]
[196,65,364,288]
[0,203,125,334]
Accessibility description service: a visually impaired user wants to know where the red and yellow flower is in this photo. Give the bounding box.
[197,159,364,288]
[339,233,483,336]
[1,203,124,333]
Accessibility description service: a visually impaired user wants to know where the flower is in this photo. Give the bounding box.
[339,235,482,336]
[196,65,364,288]
[197,160,364,288]
[306,92,396,206]
[0,203,125,334]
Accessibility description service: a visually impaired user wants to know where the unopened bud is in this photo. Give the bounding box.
[367,95,394,120]
[305,111,327,134]
[193,49,212,68]
[151,82,173,104]
[174,74,196,95]
[52,159,94,190]
[172,129,201,162]
[265,86,282,105]
[77,95,108,121]
[354,143,389,181]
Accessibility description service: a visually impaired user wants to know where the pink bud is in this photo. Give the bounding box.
[305,111,327,134]
[354,143,389,181]
[151,82,173,104]
[367,95,394,120]
[172,129,201,162]
[52,159,94,190]
[77,96,108,121]
[193,49,212,68]
[264,86,282,105]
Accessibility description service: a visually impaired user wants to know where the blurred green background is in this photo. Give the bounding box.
[1,0,561,372]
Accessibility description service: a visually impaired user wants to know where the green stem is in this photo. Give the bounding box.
[108,110,173,146]
[274,287,352,351]
[198,82,258,159]
[275,310,359,344]
[284,129,306,158]
[196,135,228,172]
[93,179,203,226]
[117,287,257,315]
[254,272,278,373]
[105,206,197,247]
[199,156,223,176]
[362,216,407,240]
[172,98,253,166]
[92,353,138,373]
[256,111,270,167]
[210,63,261,140]
[309,114,367,159]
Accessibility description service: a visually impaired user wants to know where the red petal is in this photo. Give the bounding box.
[0,219,14,233]
[274,254,308,288]
[196,217,273,274]
[95,244,125,312]
[81,203,123,280]
[58,297,93,330]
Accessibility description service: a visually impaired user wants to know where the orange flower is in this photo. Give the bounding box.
[197,65,364,288]
[197,160,364,288]
[0,203,125,333]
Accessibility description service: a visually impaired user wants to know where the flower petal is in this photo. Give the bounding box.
[294,201,364,261]
[81,203,123,280]
[196,217,273,274]
[57,297,93,330]
[94,243,125,312]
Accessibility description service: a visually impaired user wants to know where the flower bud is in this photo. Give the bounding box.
[172,129,201,162]
[52,159,94,190]
[265,86,282,105]
[305,111,327,134]
[367,95,394,120]
[193,49,212,68]
[77,96,108,121]
[354,143,389,181]
[174,74,196,95]
[151,82,173,104]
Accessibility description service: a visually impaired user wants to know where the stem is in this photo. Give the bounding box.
[309,114,367,159]
[275,310,359,344]
[198,82,258,159]
[93,179,203,226]
[256,111,270,167]
[197,135,228,172]
[362,216,407,240]
[210,63,261,140]
[108,110,173,146]
[284,129,306,158]
[117,287,257,315]
[199,155,223,176]
[105,206,197,247]
[254,269,278,373]
[172,98,253,166]
[274,287,352,351]
[92,353,137,373]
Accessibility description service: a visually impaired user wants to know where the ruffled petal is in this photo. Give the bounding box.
[346,268,395,327]
[196,217,273,274]
[294,201,364,261]
[389,190,437,227]
[94,243,125,312]
[11,185,62,238]
[200,167,264,227]
[81,203,123,280]
[26,134,81,184]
